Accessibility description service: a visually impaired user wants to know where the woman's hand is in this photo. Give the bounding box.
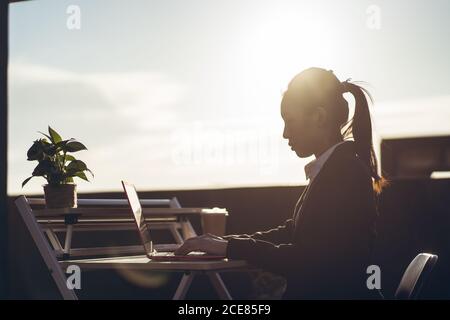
[174,233,228,256]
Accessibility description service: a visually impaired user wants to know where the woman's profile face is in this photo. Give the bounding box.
[280,94,320,158]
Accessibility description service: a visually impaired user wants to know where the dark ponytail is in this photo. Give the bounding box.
[341,81,387,194]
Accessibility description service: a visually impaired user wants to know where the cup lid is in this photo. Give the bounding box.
[201,207,228,215]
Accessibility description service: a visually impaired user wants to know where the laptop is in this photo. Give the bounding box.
[121,180,225,261]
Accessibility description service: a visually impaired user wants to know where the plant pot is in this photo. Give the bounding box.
[43,184,77,208]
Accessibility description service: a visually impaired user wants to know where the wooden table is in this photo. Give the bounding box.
[16,196,240,300]
[61,255,248,300]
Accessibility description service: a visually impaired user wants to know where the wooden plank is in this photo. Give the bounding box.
[33,207,211,218]
[173,273,194,300]
[207,272,232,300]
[60,256,248,271]
[39,221,181,231]
[53,244,181,258]
[27,198,172,207]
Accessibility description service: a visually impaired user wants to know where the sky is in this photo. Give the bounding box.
[7,0,450,195]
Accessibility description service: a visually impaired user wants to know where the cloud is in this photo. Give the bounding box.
[8,61,190,194]
[9,61,188,130]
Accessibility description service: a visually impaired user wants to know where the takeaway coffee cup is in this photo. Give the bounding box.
[201,207,229,236]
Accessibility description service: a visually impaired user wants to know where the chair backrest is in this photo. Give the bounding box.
[15,196,77,300]
[395,253,438,299]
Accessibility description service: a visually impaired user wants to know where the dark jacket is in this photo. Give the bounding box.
[225,141,379,299]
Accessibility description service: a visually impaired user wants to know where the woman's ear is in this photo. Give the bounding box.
[315,106,328,128]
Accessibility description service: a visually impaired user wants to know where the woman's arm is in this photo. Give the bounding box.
[222,218,295,244]
[175,218,297,256]
[222,187,308,243]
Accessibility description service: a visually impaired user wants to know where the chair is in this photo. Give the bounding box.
[395,253,438,299]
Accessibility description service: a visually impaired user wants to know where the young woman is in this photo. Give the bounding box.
[175,67,386,299]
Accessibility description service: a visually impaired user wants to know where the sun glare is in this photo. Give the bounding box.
[231,4,342,119]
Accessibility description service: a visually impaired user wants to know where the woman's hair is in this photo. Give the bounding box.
[285,67,387,194]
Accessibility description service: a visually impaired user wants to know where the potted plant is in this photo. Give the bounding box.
[22,126,93,208]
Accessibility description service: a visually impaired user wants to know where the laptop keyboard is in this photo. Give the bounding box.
[154,243,181,252]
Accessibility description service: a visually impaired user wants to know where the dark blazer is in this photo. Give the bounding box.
[225,141,379,299]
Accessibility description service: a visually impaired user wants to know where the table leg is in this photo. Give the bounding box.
[207,272,232,300]
[45,228,64,252]
[180,218,197,239]
[169,225,184,244]
[173,272,195,300]
[64,225,73,256]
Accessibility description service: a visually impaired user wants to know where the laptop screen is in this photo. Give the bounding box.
[122,181,153,254]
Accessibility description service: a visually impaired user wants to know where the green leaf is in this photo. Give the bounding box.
[65,155,76,162]
[85,168,94,178]
[48,126,62,144]
[65,177,74,183]
[22,176,34,188]
[55,154,66,168]
[32,160,54,176]
[66,160,88,174]
[43,144,57,156]
[55,139,69,149]
[47,173,64,185]
[65,141,87,152]
[75,171,89,182]
[38,131,52,141]
[26,140,45,161]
